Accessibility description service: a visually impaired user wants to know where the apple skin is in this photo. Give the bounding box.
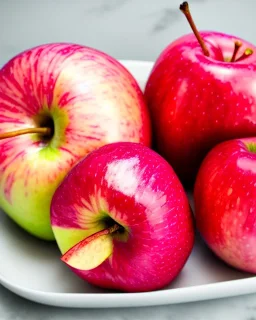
[50,142,194,292]
[194,138,256,273]
[145,31,256,185]
[0,43,151,240]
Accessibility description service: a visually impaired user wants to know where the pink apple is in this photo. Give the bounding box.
[144,2,256,185]
[194,137,256,273]
[50,142,194,292]
[0,43,151,240]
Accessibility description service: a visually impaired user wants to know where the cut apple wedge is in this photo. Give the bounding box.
[61,224,120,270]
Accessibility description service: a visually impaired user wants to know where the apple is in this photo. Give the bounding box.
[0,43,151,240]
[194,137,256,273]
[144,1,256,185]
[50,142,195,292]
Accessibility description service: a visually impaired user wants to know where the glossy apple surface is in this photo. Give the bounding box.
[145,31,256,184]
[194,138,256,273]
[51,142,194,292]
[0,44,151,240]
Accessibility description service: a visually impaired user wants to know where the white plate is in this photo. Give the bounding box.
[0,60,256,309]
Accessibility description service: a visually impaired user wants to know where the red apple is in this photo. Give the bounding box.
[194,137,256,273]
[144,2,256,185]
[50,142,194,292]
[0,43,151,240]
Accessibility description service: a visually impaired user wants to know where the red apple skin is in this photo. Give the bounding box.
[194,138,256,273]
[145,31,256,185]
[51,142,194,292]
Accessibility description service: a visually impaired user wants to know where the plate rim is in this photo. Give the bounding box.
[1,273,256,308]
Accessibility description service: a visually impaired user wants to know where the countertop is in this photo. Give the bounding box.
[1,0,256,319]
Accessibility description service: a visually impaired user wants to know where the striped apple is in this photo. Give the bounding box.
[0,43,151,240]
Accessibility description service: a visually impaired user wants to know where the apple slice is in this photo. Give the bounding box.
[61,224,120,270]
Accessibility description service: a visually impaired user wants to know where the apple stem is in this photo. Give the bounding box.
[0,127,51,140]
[179,2,210,57]
[235,48,253,62]
[230,40,242,62]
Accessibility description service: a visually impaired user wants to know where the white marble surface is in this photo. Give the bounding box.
[1,0,256,319]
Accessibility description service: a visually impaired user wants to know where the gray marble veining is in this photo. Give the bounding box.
[1,0,256,64]
[1,0,256,319]
[86,0,130,14]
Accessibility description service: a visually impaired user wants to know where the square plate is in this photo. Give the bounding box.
[0,60,256,308]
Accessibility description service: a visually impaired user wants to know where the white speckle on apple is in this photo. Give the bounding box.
[227,188,233,196]
[105,158,141,197]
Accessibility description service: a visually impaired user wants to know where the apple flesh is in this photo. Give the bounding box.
[0,43,151,240]
[145,4,256,185]
[194,138,256,273]
[61,224,120,271]
[50,142,194,292]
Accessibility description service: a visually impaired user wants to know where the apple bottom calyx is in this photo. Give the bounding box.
[61,224,122,271]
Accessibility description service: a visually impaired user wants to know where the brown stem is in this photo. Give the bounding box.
[236,48,253,62]
[230,40,242,62]
[0,127,51,140]
[180,2,210,57]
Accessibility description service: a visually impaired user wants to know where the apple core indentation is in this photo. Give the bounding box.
[35,113,55,143]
